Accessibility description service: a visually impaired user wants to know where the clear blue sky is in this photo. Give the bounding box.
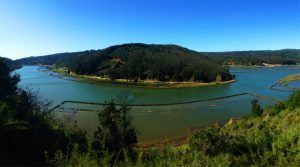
[0,0,300,59]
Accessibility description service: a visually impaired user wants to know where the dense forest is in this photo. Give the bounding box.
[0,57,22,71]
[15,51,87,65]
[205,49,300,66]
[15,47,300,68]
[56,44,234,83]
[0,58,299,166]
[14,45,300,83]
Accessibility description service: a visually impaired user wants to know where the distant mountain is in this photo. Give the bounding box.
[15,51,87,65]
[0,57,22,71]
[204,49,300,66]
[57,43,234,83]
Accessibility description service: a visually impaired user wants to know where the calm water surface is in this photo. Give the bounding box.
[15,66,300,143]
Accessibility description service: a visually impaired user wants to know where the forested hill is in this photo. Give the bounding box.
[15,51,87,65]
[204,49,300,66]
[57,43,234,83]
[16,47,300,68]
[15,44,299,82]
[0,57,22,71]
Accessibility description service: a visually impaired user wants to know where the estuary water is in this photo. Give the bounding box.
[16,66,300,143]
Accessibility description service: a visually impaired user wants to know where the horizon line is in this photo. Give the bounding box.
[2,42,300,60]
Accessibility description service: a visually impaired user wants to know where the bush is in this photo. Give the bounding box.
[286,90,300,110]
[0,61,89,165]
[251,99,263,116]
[92,100,137,165]
[273,101,286,114]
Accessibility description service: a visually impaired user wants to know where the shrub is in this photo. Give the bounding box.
[92,100,137,165]
[286,90,300,110]
[251,99,263,116]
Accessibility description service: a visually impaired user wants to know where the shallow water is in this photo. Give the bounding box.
[15,66,300,143]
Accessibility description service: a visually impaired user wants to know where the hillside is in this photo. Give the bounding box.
[138,92,300,166]
[15,51,87,65]
[46,90,300,166]
[0,57,22,71]
[205,49,300,66]
[57,43,234,83]
[15,45,300,82]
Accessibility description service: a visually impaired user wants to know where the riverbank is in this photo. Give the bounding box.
[229,64,300,68]
[278,73,300,85]
[50,67,236,88]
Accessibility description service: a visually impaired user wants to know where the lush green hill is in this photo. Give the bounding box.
[15,51,87,65]
[0,57,22,71]
[205,49,300,66]
[15,45,300,81]
[16,47,300,68]
[57,43,234,83]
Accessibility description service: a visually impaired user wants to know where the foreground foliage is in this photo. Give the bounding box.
[92,100,137,165]
[0,57,22,71]
[0,59,89,165]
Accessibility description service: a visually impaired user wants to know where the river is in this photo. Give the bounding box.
[15,66,300,143]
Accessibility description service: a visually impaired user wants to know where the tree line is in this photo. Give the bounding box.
[15,51,87,65]
[205,49,300,66]
[13,45,300,69]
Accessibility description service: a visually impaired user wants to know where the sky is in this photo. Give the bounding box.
[0,0,300,60]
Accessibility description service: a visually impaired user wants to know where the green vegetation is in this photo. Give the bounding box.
[279,73,300,85]
[14,46,300,72]
[251,99,264,116]
[0,58,89,165]
[92,99,137,164]
[206,49,300,66]
[56,44,234,83]
[14,45,300,86]
[50,66,235,88]
[15,51,87,65]
[0,57,22,71]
